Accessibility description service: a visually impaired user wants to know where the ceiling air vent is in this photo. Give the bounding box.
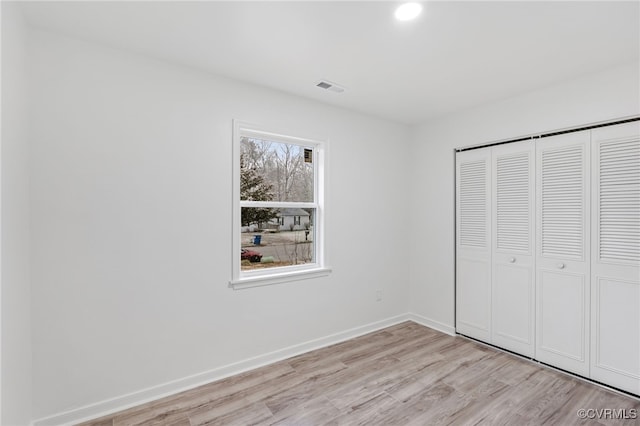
[316,80,345,93]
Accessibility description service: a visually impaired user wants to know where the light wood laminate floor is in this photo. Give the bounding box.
[80,322,640,425]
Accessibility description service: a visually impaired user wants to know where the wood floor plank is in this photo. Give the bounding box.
[324,391,398,426]
[262,396,341,426]
[189,401,273,426]
[102,361,297,426]
[78,419,113,426]
[78,321,640,426]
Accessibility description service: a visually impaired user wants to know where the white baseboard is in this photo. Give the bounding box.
[407,313,456,336]
[32,313,414,426]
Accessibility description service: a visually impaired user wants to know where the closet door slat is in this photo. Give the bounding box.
[540,145,585,260]
[599,138,640,263]
[459,160,489,248]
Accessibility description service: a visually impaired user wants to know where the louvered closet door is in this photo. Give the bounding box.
[590,122,640,395]
[536,131,590,377]
[491,141,535,357]
[456,148,491,342]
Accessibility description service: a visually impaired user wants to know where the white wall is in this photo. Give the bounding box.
[28,29,411,421]
[1,2,33,425]
[408,61,640,330]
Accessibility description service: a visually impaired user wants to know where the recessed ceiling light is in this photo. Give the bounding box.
[395,2,423,21]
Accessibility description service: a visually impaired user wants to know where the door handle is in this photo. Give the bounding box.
[509,257,516,263]
[557,263,565,269]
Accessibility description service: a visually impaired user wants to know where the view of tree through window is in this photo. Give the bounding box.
[240,137,314,202]
[239,137,316,271]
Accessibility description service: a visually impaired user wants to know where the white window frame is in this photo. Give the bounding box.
[230,120,330,289]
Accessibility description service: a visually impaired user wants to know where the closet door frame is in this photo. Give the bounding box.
[456,148,492,342]
[590,122,640,395]
[535,130,591,377]
[491,140,536,357]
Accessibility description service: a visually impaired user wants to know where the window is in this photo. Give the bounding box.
[231,121,330,289]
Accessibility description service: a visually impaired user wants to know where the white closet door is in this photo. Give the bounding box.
[590,122,640,395]
[456,148,492,341]
[536,131,590,376]
[491,141,535,357]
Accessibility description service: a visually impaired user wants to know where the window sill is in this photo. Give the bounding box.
[229,267,332,290]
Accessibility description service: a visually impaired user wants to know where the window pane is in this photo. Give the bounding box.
[240,137,314,202]
[240,208,315,271]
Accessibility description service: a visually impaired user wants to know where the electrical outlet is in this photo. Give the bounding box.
[376,289,382,302]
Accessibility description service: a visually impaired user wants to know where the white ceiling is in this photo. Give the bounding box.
[18,1,640,125]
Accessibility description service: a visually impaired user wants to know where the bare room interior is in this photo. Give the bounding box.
[2,1,639,425]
